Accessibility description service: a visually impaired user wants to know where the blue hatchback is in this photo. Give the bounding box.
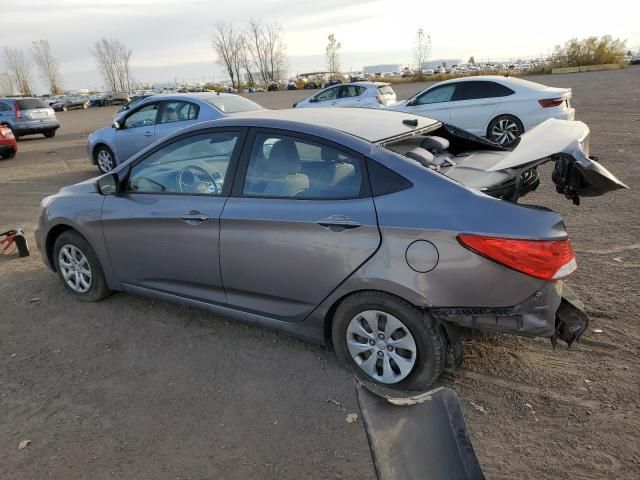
[87,93,264,173]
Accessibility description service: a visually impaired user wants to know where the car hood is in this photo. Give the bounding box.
[486,118,628,199]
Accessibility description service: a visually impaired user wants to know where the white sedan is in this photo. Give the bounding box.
[387,76,575,145]
[293,82,397,109]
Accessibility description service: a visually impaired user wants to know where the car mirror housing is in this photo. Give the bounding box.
[309,97,317,103]
[112,120,122,129]
[96,172,119,195]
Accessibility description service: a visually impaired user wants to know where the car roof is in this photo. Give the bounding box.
[430,75,546,90]
[191,108,439,143]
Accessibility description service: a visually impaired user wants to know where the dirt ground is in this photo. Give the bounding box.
[0,67,638,479]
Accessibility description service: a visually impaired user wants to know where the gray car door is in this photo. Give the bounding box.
[115,102,160,162]
[220,130,381,321]
[102,129,244,303]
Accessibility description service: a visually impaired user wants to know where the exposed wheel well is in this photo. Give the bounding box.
[45,224,75,271]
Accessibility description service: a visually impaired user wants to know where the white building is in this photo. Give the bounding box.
[363,64,403,75]
[422,59,463,70]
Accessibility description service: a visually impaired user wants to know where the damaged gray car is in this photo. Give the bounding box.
[35,109,627,390]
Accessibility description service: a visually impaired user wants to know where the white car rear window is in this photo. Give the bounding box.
[378,85,395,95]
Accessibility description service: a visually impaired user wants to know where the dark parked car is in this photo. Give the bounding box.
[267,83,279,92]
[93,92,130,107]
[287,83,298,90]
[36,109,625,389]
[0,98,60,139]
[116,94,155,114]
[303,82,319,89]
[51,96,89,112]
[323,79,342,88]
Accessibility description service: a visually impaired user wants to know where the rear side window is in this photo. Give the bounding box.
[453,81,515,101]
[415,85,456,105]
[16,99,49,110]
[339,85,366,98]
[378,85,395,95]
[367,159,413,196]
[206,95,263,113]
[160,101,199,124]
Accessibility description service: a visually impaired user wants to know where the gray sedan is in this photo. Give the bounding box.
[87,92,263,173]
[37,108,626,389]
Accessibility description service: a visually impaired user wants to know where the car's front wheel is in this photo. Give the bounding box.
[332,292,444,390]
[487,114,524,146]
[53,230,111,302]
[43,130,55,138]
[95,145,115,173]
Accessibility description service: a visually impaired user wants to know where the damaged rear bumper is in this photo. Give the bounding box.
[431,282,588,346]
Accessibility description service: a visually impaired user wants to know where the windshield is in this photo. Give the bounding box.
[206,95,263,113]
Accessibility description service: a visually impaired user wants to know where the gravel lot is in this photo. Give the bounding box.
[1,67,638,479]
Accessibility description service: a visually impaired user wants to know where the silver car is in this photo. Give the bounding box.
[37,109,626,390]
[87,92,263,173]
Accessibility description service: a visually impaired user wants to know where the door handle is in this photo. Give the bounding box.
[180,210,208,225]
[317,215,361,229]
[143,131,153,137]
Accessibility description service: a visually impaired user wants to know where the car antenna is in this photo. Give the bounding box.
[403,118,419,127]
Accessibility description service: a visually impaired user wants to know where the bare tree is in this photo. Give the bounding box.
[212,22,243,89]
[244,19,287,83]
[0,72,15,96]
[31,39,62,94]
[90,38,133,92]
[326,34,341,77]
[414,29,431,80]
[2,47,32,96]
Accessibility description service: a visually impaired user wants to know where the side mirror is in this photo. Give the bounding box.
[112,120,122,129]
[309,97,317,103]
[96,172,119,195]
[406,99,416,107]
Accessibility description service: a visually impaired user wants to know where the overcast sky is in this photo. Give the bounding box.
[3,0,639,92]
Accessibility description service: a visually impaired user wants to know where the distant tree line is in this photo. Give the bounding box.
[552,35,628,67]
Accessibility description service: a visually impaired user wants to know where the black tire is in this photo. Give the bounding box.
[94,145,116,173]
[487,114,524,146]
[43,130,56,138]
[332,291,444,391]
[53,230,111,302]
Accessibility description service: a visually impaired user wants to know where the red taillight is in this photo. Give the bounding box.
[13,100,22,119]
[538,98,564,108]
[457,235,577,280]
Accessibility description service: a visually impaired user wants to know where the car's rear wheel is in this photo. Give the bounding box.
[43,130,55,138]
[95,145,115,173]
[53,230,111,302]
[332,291,444,390]
[487,114,524,146]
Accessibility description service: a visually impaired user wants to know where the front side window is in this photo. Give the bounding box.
[315,87,339,102]
[126,131,239,195]
[124,104,159,128]
[160,101,199,124]
[415,84,456,105]
[243,133,365,199]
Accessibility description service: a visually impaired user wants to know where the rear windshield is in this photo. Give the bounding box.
[16,99,49,110]
[378,85,395,95]
[206,95,263,113]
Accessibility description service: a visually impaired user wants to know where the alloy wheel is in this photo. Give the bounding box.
[490,118,521,145]
[58,244,92,293]
[97,149,114,172]
[346,310,417,384]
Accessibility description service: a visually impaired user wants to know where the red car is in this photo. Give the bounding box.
[0,125,17,159]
